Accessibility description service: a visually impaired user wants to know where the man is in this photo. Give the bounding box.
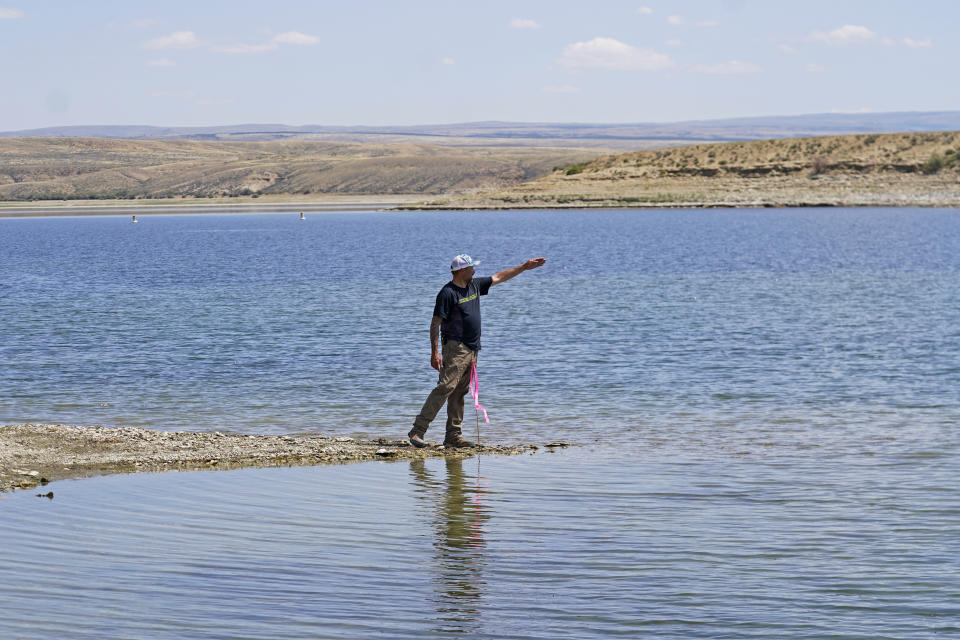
[410,254,547,449]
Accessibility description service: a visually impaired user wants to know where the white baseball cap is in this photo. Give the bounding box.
[450,254,481,271]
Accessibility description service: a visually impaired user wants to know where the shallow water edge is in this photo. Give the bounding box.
[0,423,558,493]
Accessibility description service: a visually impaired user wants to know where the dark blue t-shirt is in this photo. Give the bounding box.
[433,276,493,351]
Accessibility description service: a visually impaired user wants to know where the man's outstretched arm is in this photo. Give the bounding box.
[491,257,547,286]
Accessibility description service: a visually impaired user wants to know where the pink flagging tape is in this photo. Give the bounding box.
[470,361,490,423]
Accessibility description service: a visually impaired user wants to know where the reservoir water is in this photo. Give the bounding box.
[2,208,959,637]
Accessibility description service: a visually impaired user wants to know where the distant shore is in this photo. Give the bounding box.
[6,186,957,218]
[4,130,957,214]
[0,423,553,493]
[0,194,422,218]
[399,173,960,211]
[400,130,960,210]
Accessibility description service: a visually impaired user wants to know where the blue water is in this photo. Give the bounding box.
[2,450,958,639]
[2,208,959,445]
[2,208,960,638]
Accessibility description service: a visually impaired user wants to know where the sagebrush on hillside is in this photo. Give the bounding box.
[407,131,960,209]
[0,138,600,201]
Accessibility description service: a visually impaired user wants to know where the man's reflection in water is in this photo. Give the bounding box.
[409,456,491,634]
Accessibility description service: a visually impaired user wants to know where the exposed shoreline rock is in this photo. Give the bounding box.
[0,423,542,493]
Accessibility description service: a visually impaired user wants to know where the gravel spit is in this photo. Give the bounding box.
[0,423,543,493]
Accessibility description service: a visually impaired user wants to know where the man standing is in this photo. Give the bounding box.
[410,254,547,449]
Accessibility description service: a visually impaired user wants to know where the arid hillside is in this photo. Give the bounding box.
[411,131,960,209]
[565,130,960,177]
[0,138,602,201]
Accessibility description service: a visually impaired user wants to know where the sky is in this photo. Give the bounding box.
[1,0,957,130]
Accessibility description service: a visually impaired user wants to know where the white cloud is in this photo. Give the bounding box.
[212,42,278,54]
[0,7,23,18]
[147,58,176,67]
[508,18,540,29]
[636,7,654,15]
[778,44,799,55]
[143,30,202,50]
[544,85,579,93]
[666,40,683,47]
[696,20,719,28]
[143,29,319,55]
[691,60,762,75]
[807,26,929,49]
[210,31,320,54]
[903,37,933,48]
[557,37,674,72]
[440,57,455,65]
[811,25,875,45]
[272,31,320,45]
[667,15,684,25]
[805,63,826,72]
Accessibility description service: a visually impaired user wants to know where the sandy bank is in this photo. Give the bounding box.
[399,173,960,210]
[0,423,560,493]
[0,194,421,218]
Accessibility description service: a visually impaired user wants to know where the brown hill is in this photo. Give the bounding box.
[566,130,960,176]
[410,131,960,209]
[0,138,602,202]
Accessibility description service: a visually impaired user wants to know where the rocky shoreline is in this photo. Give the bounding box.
[0,423,561,494]
[0,195,421,218]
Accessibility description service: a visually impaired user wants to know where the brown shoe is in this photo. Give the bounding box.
[443,434,476,449]
[408,429,429,449]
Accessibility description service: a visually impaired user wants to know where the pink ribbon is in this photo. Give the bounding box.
[470,361,489,423]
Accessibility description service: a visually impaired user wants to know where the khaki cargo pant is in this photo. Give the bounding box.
[412,339,478,439]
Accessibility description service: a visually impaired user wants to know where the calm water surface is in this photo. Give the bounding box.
[2,208,959,444]
[2,208,959,637]
[2,449,958,639]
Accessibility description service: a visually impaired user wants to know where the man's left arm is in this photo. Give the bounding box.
[490,257,547,286]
